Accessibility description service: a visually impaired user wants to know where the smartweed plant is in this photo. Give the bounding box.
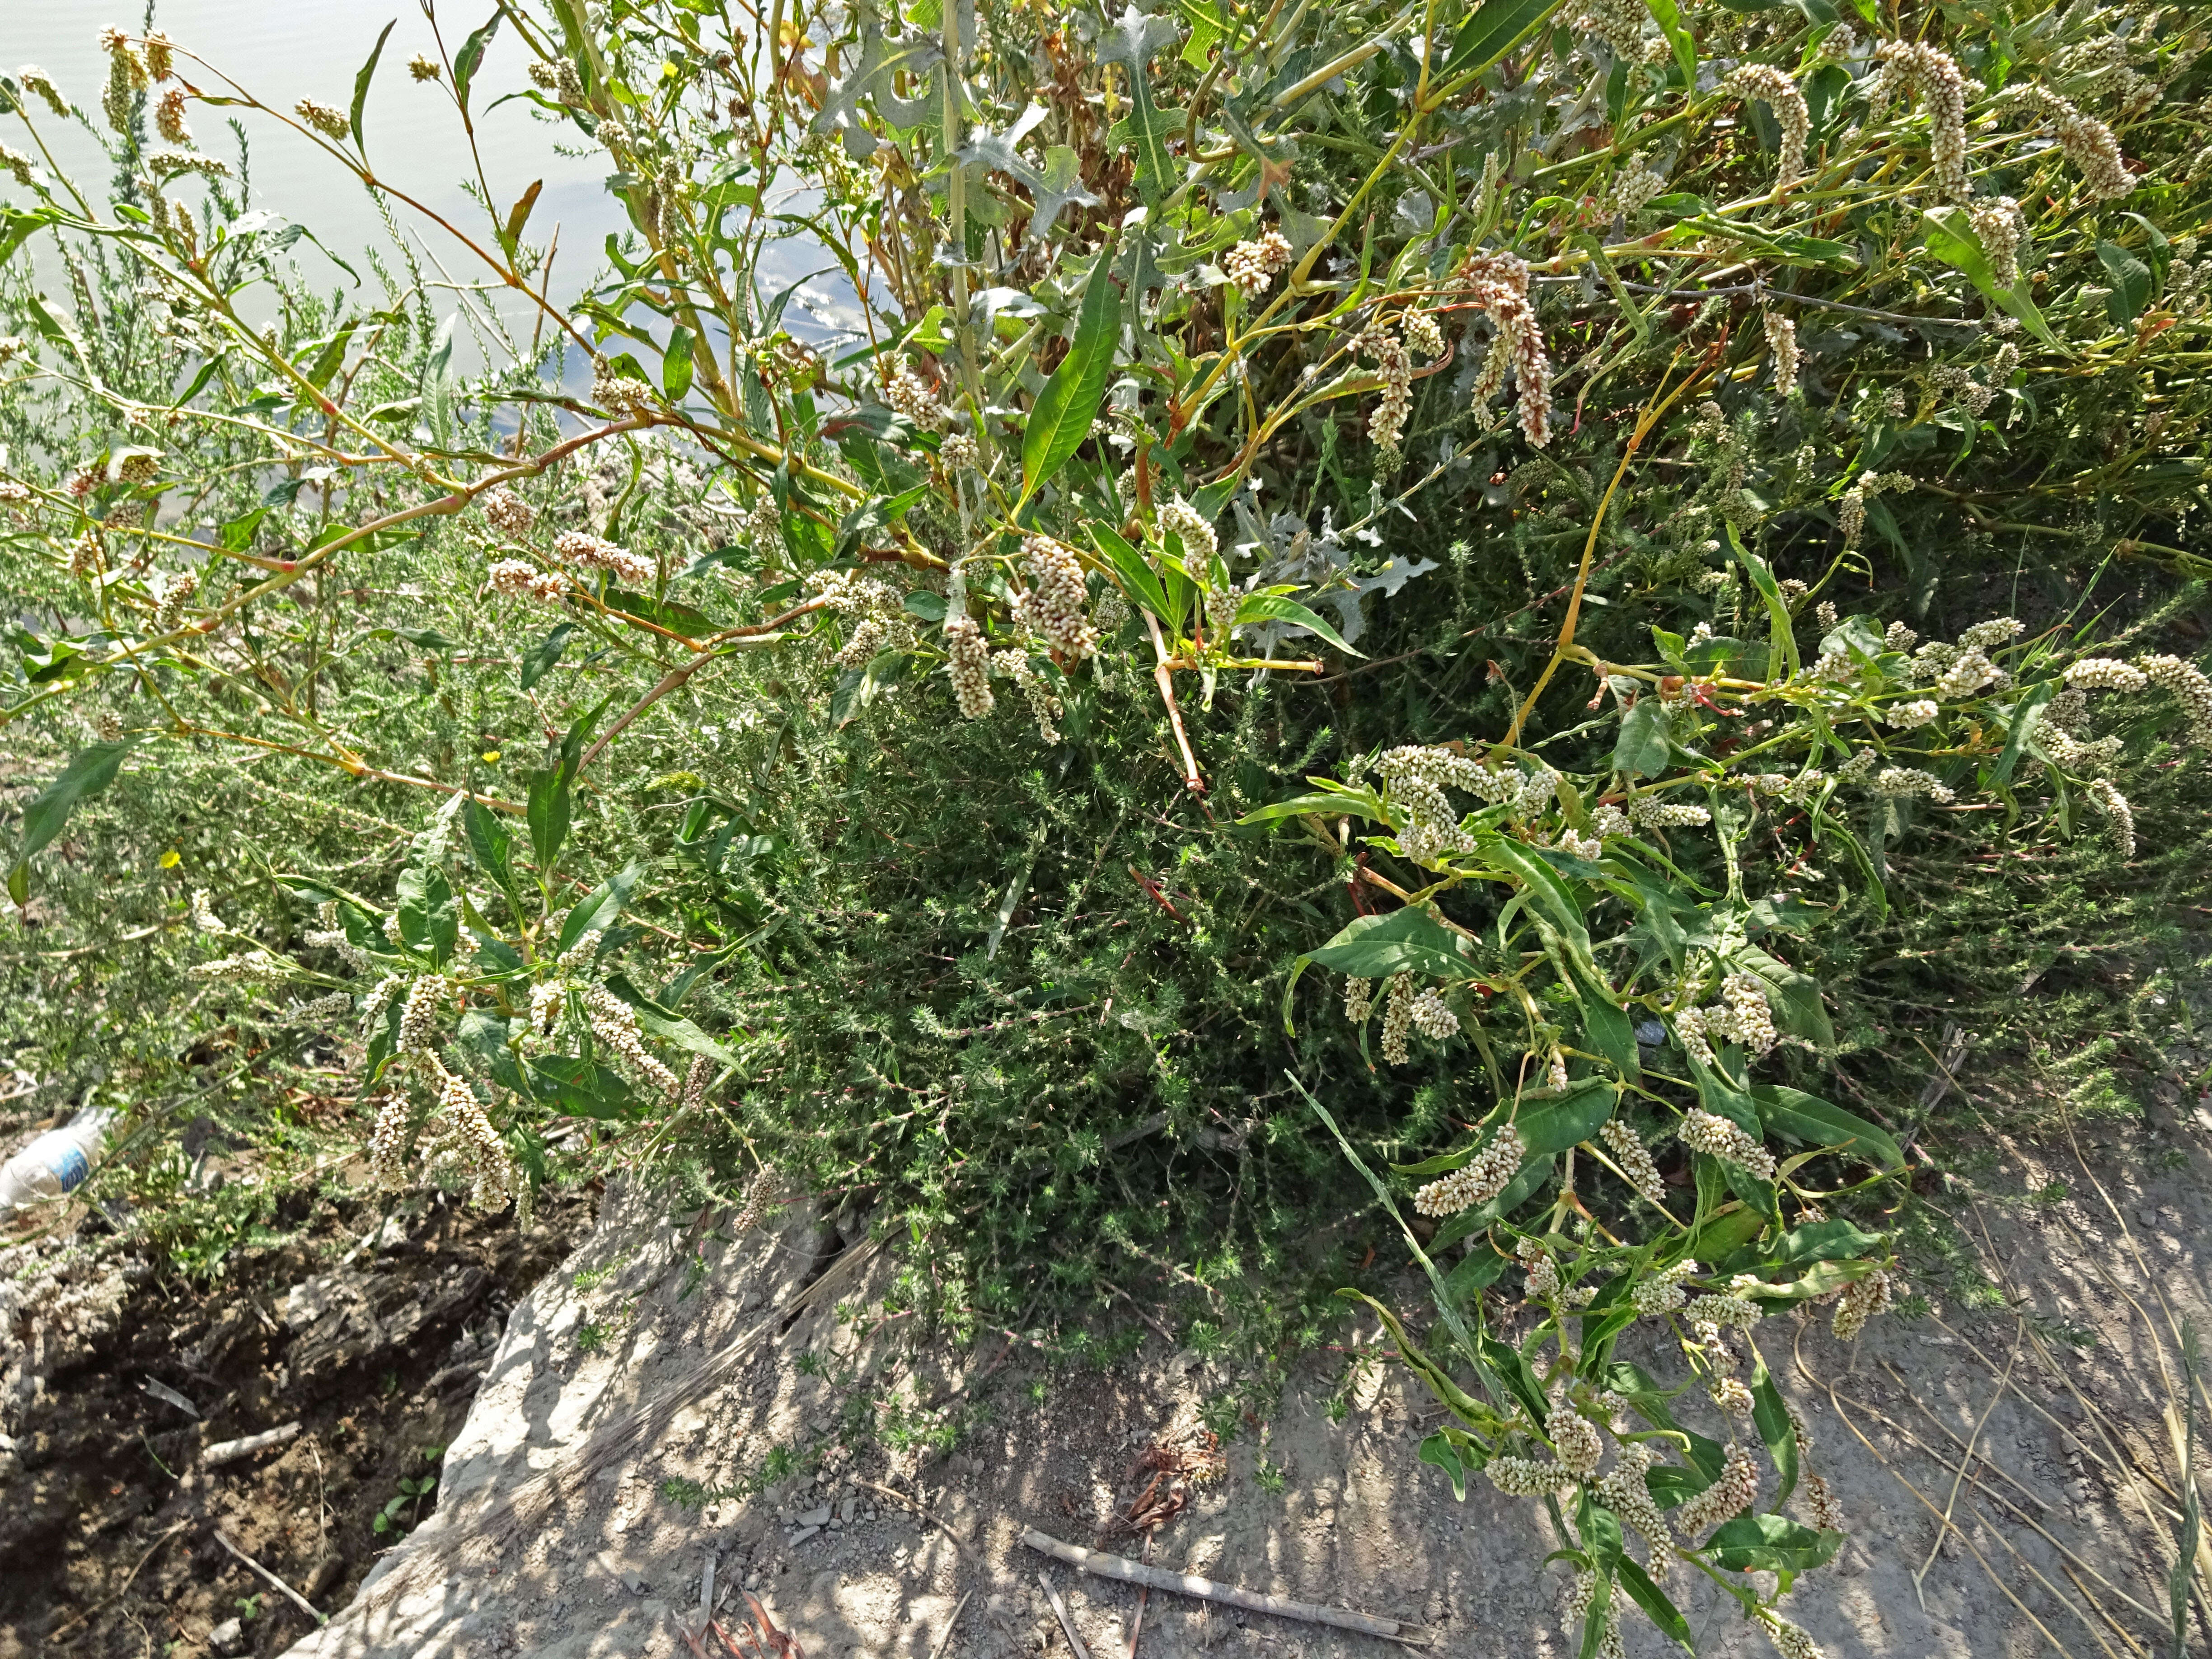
[3,0,2211,1651]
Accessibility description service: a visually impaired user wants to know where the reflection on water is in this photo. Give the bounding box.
[1,5,860,378]
[5,3,620,312]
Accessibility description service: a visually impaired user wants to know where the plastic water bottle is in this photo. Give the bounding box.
[0,1106,117,1212]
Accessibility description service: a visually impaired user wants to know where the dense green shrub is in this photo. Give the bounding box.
[4,0,2211,1650]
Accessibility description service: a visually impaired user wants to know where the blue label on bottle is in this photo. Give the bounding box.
[47,1144,91,1191]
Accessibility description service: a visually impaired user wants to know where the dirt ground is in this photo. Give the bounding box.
[250,1106,2212,1659]
[0,1162,591,1659]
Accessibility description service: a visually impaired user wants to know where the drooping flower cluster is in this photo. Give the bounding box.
[1869,765,1954,803]
[1831,1266,1897,1338]
[366,1087,411,1190]
[943,614,994,717]
[591,361,656,417]
[1673,1441,1760,1535]
[1679,1106,1780,1180]
[885,356,947,430]
[1408,987,1459,1040]
[1017,535,1098,661]
[155,86,190,145]
[2085,776,2135,859]
[481,486,536,537]
[1604,154,1667,219]
[488,558,566,603]
[1933,647,1998,700]
[1838,469,1912,550]
[1412,1125,1525,1216]
[1598,1118,1667,1204]
[1595,1440,1672,1551]
[1486,1453,1573,1496]
[1763,310,1799,397]
[1379,973,1415,1064]
[1548,1398,1604,1476]
[1221,229,1292,298]
[100,28,149,135]
[994,648,1064,742]
[295,99,353,140]
[1461,252,1551,447]
[1630,1260,1700,1323]
[553,530,656,587]
[584,983,681,1097]
[1969,196,2027,289]
[18,68,69,117]
[1868,42,1970,203]
[1374,744,1535,863]
[2065,656,2148,693]
[1158,495,1217,562]
[1565,0,1668,64]
[1726,65,1810,192]
[397,975,447,1055]
[153,568,197,629]
[2015,84,2133,202]
[2141,654,2212,745]
[1343,975,1374,1023]
[1353,323,1413,459]
[149,150,230,181]
[428,1057,516,1213]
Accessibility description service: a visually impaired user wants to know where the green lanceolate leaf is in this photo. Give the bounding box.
[2096,240,2153,324]
[1516,1080,1617,1155]
[1749,1350,1799,1504]
[1747,1083,1904,1172]
[1442,0,1565,80]
[351,19,397,150]
[557,860,643,954]
[1303,906,1473,980]
[1022,246,1121,500]
[1702,1513,1841,1575]
[1232,592,1364,656]
[464,797,516,896]
[1922,206,2059,349]
[1726,525,1799,682]
[1612,1554,1693,1650]
[453,9,504,112]
[1613,698,1671,778]
[663,325,696,400]
[527,767,572,875]
[1089,521,1180,630]
[520,622,575,689]
[10,737,138,905]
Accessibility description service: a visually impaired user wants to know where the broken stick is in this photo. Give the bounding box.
[202,1421,301,1467]
[1021,1529,1433,1645]
[213,1528,326,1626]
[1037,1570,1092,1659]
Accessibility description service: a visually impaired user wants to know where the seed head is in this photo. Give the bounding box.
[943,615,995,717]
[1680,1106,1778,1180]
[1413,1126,1525,1215]
[295,99,353,139]
[1674,1441,1759,1535]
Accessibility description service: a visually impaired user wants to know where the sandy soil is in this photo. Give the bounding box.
[266,1109,2212,1659]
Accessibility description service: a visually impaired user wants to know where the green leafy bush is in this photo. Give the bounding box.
[4,0,2211,1651]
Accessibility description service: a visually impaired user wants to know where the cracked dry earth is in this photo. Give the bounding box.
[273,1111,2212,1659]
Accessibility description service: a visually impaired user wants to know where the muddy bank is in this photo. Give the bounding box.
[0,1179,592,1658]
